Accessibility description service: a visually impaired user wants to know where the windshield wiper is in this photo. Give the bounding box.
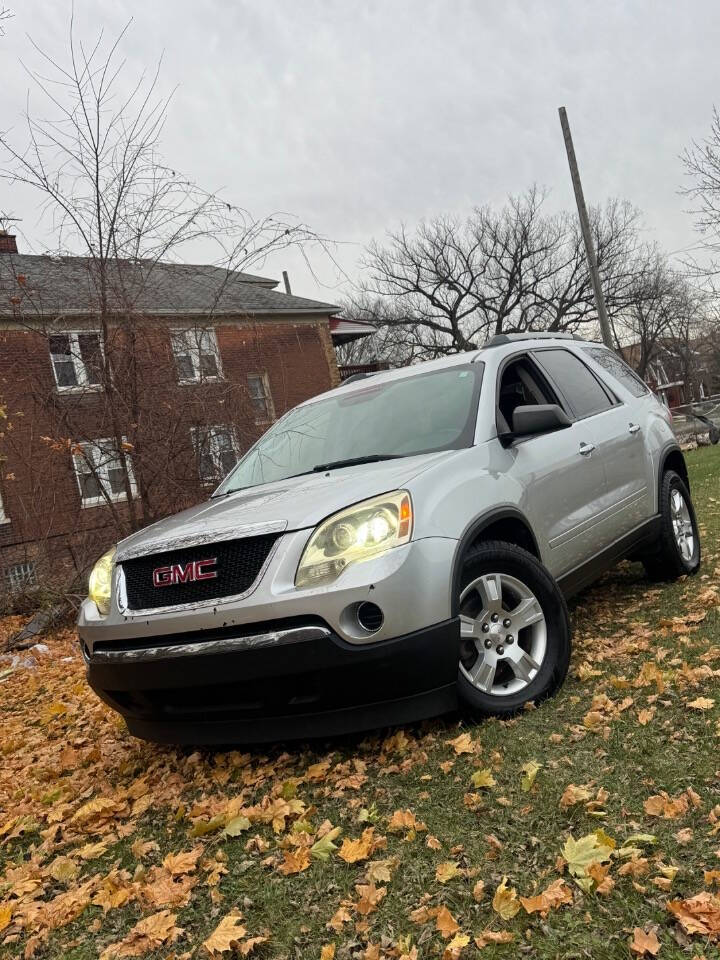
[312,454,403,472]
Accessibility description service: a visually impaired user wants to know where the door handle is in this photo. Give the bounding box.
[628,422,641,435]
[578,442,596,456]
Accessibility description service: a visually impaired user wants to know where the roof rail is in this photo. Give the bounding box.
[483,332,586,348]
[341,371,377,385]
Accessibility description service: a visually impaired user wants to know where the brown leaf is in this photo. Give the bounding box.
[630,927,661,956]
[667,890,720,937]
[278,848,311,876]
[435,905,460,938]
[338,828,377,864]
[162,847,203,876]
[446,732,476,755]
[475,930,514,948]
[644,792,689,819]
[520,878,573,916]
[320,946,336,960]
[355,882,387,916]
[100,910,183,959]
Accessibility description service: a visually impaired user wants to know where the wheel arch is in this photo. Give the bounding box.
[658,444,690,508]
[450,507,540,617]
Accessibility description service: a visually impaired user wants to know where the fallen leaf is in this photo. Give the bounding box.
[355,882,387,916]
[338,828,376,864]
[435,905,460,938]
[101,910,183,959]
[520,878,573,916]
[667,890,720,937]
[492,877,520,920]
[278,849,311,875]
[163,847,203,876]
[436,861,461,884]
[475,930,514,948]
[687,697,715,711]
[446,732,475,755]
[470,768,496,789]
[644,792,689,820]
[203,912,247,955]
[521,761,541,792]
[320,946,336,960]
[630,927,661,956]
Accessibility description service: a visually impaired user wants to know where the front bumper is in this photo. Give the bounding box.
[85,617,461,744]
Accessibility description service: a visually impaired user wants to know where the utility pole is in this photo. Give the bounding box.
[558,107,614,349]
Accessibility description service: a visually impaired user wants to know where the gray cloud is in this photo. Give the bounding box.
[2,0,718,301]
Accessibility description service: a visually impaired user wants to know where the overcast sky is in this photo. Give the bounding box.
[1,0,719,304]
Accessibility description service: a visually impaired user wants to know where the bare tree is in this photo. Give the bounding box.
[360,187,651,361]
[683,106,720,279]
[0,18,325,546]
[0,7,12,37]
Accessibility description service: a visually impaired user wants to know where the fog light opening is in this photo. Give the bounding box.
[356,601,384,633]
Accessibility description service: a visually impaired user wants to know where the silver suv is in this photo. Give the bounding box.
[78,334,701,744]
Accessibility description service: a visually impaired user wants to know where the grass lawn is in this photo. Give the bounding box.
[1,445,719,960]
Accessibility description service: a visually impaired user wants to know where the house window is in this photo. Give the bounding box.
[4,562,37,591]
[193,426,239,483]
[49,332,103,391]
[72,438,137,508]
[171,328,222,383]
[247,372,275,422]
[0,487,7,524]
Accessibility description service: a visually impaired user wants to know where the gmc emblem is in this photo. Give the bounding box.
[152,557,218,587]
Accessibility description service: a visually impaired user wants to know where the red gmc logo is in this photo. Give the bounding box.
[152,558,218,587]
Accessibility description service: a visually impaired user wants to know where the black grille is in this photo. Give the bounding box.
[121,534,279,611]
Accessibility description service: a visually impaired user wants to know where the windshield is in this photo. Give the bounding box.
[215,363,483,495]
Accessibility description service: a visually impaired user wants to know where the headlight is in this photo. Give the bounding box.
[295,491,412,588]
[88,547,116,615]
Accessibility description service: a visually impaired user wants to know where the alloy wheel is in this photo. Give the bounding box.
[459,572,547,697]
[670,488,695,562]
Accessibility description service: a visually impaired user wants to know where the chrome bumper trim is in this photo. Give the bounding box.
[85,624,331,664]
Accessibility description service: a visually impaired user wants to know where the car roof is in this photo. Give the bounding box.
[301,334,605,408]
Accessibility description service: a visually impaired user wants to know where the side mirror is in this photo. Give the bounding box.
[499,404,572,445]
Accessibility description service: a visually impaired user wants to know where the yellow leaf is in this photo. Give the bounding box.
[338,827,376,864]
[387,809,426,833]
[0,903,12,932]
[436,861,460,884]
[521,761,541,792]
[49,856,79,884]
[443,933,470,958]
[366,859,395,884]
[163,847,203,876]
[492,877,520,920]
[320,946,336,960]
[629,926,661,956]
[470,768,496,789]
[203,912,247,955]
[562,833,612,884]
[435,905,460,938]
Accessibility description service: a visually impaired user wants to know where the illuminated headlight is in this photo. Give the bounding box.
[88,547,116,615]
[295,491,413,588]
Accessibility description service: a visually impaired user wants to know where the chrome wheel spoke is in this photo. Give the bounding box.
[460,614,483,642]
[468,656,496,693]
[507,647,540,683]
[509,595,544,632]
[481,573,503,609]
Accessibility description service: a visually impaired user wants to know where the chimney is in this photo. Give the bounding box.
[0,231,18,254]
[282,270,292,295]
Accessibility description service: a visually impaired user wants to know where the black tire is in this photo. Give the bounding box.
[456,541,571,717]
[642,470,701,581]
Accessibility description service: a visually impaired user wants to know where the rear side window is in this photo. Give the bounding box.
[533,348,614,420]
[583,345,650,398]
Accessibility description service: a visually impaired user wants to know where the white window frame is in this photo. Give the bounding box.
[0,487,8,524]
[192,425,239,484]
[4,561,37,591]
[49,330,104,394]
[247,371,275,423]
[72,437,138,508]
[171,327,223,384]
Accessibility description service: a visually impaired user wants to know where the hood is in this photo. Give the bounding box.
[115,451,457,560]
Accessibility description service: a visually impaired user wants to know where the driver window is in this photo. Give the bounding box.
[497,357,559,433]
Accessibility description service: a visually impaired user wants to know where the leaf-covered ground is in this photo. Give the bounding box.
[1,446,720,960]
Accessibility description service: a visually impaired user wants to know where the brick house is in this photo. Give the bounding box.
[0,231,369,596]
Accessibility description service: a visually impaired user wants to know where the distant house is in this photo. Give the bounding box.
[0,230,372,592]
[620,336,720,407]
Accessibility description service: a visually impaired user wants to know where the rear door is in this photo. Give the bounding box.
[532,347,650,543]
[494,353,610,577]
